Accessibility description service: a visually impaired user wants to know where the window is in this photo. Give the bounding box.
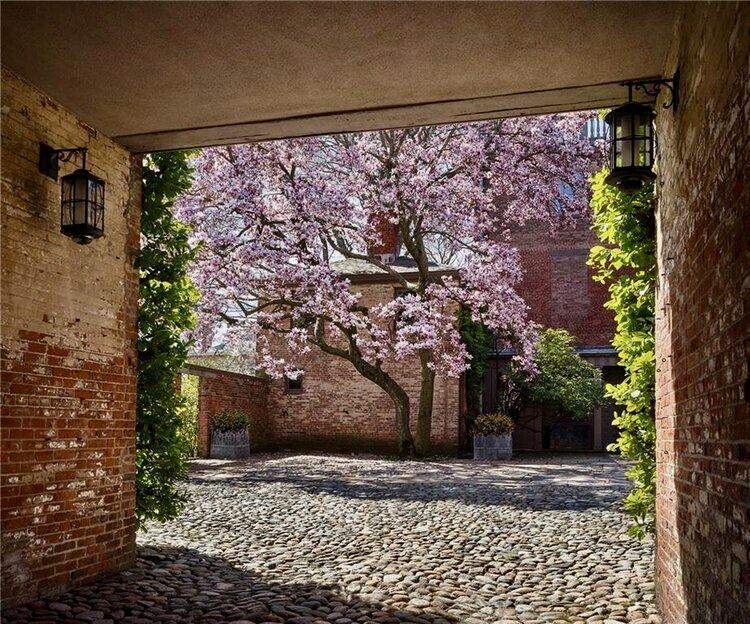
[285,374,303,394]
[581,116,610,143]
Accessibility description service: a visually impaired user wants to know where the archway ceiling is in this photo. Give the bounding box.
[1,1,680,152]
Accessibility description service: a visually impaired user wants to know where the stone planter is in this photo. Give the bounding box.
[210,429,251,459]
[473,433,512,460]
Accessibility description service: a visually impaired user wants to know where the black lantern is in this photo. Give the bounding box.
[61,165,105,244]
[604,101,656,193]
[604,74,678,194]
[39,143,105,244]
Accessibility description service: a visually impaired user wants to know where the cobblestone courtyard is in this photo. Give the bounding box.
[4,454,658,624]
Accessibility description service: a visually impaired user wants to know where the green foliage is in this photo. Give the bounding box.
[136,151,199,529]
[498,328,604,421]
[588,168,656,538]
[473,412,515,436]
[210,410,251,432]
[525,329,605,418]
[457,308,494,428]
[180,375,199,457]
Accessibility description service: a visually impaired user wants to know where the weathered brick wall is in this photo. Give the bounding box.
[1,68,139,605]
[654,3,749,623]
[510,219,614,347]
[184,365,271,457]
[267,281,461,453]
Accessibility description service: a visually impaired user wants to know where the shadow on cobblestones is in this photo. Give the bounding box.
[188,455,628,512]
[2,545,457,624]
[4,455,658,624]
[192,474,619,511]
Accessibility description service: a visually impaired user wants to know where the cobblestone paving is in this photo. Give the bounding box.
[4,453,659,624]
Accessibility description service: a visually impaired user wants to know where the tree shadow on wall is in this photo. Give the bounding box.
[1,545,457,624]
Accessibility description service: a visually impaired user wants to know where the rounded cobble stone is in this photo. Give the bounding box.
[2,453,659,624]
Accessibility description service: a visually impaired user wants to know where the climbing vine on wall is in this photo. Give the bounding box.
[136,151,199,528]
[588,168,656,537]
[457,309,494,431]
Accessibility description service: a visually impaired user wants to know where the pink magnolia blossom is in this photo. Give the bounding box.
[179,113,600,376]
[177,114,602,383]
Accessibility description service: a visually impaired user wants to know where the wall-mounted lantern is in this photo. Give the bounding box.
[39,143,105,244]
[604,73,678,194]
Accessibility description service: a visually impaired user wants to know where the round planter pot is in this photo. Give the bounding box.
[473,433,513,460]
[210,429,251,459]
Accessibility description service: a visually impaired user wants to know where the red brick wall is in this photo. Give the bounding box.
[1,69,139,605]
[654,3,749,623]
[510,219,615,347]
[185,365,271,457]
[367,216,400,257]
[266,281,461,453]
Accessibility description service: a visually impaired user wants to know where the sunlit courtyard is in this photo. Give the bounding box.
[5,454,658,624]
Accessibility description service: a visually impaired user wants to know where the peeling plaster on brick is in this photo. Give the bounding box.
[1,68,140,606]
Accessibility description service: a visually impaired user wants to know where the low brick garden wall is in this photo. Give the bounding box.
[182,364,271,457]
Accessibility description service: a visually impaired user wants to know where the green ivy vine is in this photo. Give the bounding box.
[457,308,494,432]
[588,168,656,537]
[136,151,199,529]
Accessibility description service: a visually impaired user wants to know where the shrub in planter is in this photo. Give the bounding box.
[210,410,252,459]
[473,412,514,460]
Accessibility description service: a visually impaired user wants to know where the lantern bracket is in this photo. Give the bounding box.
[622,71,679,111]
[39,143,88,181]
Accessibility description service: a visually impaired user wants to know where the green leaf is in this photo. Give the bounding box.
[136,151,200,529]
[588,166,656,537]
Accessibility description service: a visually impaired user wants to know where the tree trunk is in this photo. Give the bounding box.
[390,386,416,457]
[349,356,416,456]
[415,351,436,455]
[312,320,417,456]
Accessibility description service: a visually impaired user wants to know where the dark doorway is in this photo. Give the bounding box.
[481,355,624,452]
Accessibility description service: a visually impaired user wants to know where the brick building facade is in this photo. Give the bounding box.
[266,265,462,454]
[482,211,621,452]
[264,212,617,455]
[510,219,614,347]
[1,69,140,605]
[653,4,749,621]
[182,364,272,458]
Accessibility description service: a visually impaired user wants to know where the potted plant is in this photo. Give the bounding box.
[473,412,515,460]
[210,410,252,459]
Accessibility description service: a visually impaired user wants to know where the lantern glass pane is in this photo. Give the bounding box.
[614,110,631,139]
[62,176,85,225]
[61,179,73,225]
[74,175,88,224]
[91,180,104,229]
[634,138,651,166]
[634,114,650,137]
[615,138,634,168]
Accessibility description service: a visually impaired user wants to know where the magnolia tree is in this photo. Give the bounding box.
[177,114,602,455]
